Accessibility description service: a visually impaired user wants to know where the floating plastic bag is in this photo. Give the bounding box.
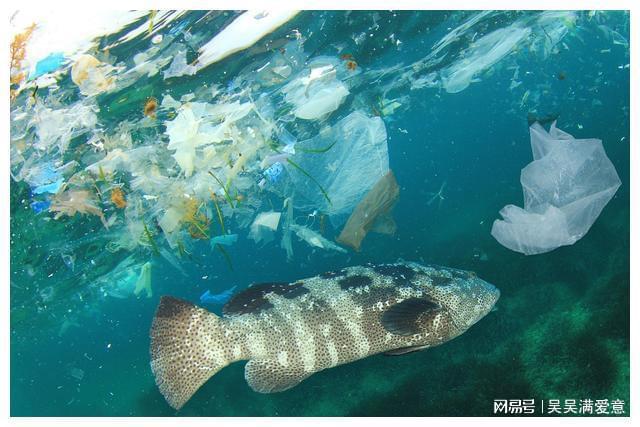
[282,58,349,120]
[249,211,281,244]
[288,110,389,226]
[440,24,531,93]
[133,262,153,298]
[491,122,621,255]
[337,170,400,251]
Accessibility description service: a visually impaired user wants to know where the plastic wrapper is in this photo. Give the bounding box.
[491,122,621,255]
[337,170,399,251]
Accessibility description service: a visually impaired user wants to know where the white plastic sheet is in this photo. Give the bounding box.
[491,122,621,255]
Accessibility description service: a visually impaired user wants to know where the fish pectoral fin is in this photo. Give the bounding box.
[381,297,442,336]
[244,359,311,393]
[383,345,429,356]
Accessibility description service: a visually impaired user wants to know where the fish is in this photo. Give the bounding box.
[149,261,500,410]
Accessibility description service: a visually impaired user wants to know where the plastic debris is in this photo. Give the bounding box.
[200,286,237,305]
[249,211,281,244]
[30,200,51,214]
[440,24,531,93]
[133,262,153,298]
[288,110,389,225]
[290,224,346,253]
[195,10,299,71]
[491,122,621,255]
[32,101,97,153]
[210,234,238,247]
[337,170,400,251]
[50,189,109,228]
[282,58,349,120]
[71,54,116,96]
[281,198,294,260]
[165,101,253,177]
[163,50,197,79]
[32,179,64,195]
[30,52,66,80]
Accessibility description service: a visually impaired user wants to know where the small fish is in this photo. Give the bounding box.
[200,286,238,305]
[150,261,499,409]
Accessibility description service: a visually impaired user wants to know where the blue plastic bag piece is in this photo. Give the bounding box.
[30,52,66,80]
[30,200,51,214]
[199,285,237,305]
[264,162,284,183]
[32,179,64,195]
[27,162,61,187]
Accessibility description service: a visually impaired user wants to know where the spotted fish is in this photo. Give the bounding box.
[149,261,500,409]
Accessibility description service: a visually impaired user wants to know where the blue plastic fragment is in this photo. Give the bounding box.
[30,52,66,80]
[30,200,51,214]
[263,162,284,183]
[32,179,64,195]
[199,285,238,305]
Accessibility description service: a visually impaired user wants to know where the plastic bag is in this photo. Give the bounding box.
[491,122,621,255]
[249,211,281,244]
[337,170,399,251]
[288,110,389,226]
[282,58,349,120]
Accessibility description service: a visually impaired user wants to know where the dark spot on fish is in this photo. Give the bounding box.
[339,274,372,290]
[320,269,347,279]
[557,71,566,80]
[155,296,192,319]
[282,282,310,299]
[223,282,308,316]
[373,264,417,286]
[430,275,453,287]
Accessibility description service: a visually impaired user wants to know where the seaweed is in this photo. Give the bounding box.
[142,222,160,255]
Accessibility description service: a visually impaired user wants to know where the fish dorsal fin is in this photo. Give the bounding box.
[222,282,309,316]
[381,297,441,336]
[244,359,311,393]
[383,344,429,356]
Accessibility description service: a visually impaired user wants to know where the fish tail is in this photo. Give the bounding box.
[150,296,241,410]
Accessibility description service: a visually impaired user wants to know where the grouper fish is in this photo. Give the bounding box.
[150,261,500,409]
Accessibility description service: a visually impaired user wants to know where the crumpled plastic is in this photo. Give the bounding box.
[71,54,116,96]
[282,57,349,120]
[491,122,621,255]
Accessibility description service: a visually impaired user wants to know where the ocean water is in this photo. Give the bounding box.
[10,10,629,417]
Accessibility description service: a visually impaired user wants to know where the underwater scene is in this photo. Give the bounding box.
[9,10,630,417]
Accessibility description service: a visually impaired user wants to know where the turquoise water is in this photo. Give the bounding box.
[10,10,629,416]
